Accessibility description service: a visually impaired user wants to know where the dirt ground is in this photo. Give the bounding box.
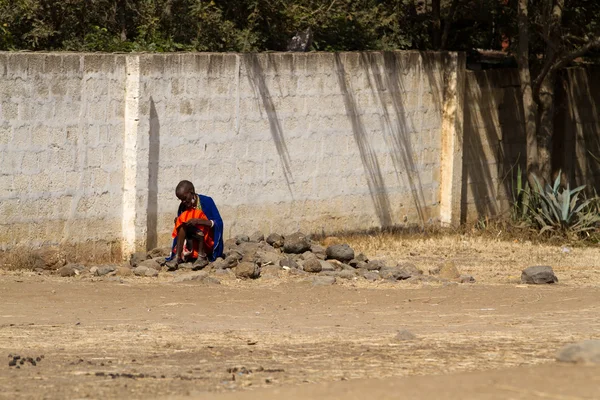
[1,235,600,399]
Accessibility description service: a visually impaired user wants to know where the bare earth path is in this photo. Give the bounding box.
[1,236,599,399]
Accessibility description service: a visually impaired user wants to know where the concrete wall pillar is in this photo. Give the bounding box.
[439,52,466,226]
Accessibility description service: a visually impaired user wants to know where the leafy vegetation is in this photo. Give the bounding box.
[512,167,600,238]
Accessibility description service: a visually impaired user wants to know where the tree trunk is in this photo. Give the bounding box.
[537,73,556,183]
[517,0,539,185]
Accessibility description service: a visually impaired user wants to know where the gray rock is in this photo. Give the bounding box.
[380,266,412,281]
[138,259,161,270]
[319,260,336,272]
[178,262,194,270]
[336,270,356,280]
[173,271,209,283]
[319,271,338,277]
[283,232,311,254]
[235,262,260,279]
[459,274,475,283]
[266,233,284,249]
[362,271,381,282]
[133,266,159,277]
[211,257,228,270]
[224,255,240,268]
[33,247,66,270]
[147,246,171,259]
[521,266,558,284]
[312,276,336,286]
[398,263,423,276]
[96,265,116,277]
[310,244,327,260]
[214,268,234,277]
[280,257,300,269]
[341,263,356,271]
[249,231,265,243]
[261,265,283,276]
[366,259,386,271]
[129,252,149,268]
[394,330,417,341]
[235,234,250,245]
[301,250,315,260]
[58,265,77,277]
[256,251,283,267]
[302,257,322,273]
[439,262,460,280]
[326,244,355,263]
[355,261,369,270]
[355,253,369,263]
[556,340,600,365]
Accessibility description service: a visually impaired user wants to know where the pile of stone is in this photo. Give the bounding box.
[124,231,476,285]
[41,231,477,285]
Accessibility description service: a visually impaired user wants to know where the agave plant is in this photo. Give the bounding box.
[529,172,600,235]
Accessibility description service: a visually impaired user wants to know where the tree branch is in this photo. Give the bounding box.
[533,36,600,99]
[441,0,460,50]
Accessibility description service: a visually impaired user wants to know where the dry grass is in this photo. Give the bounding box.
[0,248,42,271]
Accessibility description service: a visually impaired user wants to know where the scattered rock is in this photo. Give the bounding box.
[366,260,386,271]
[283,232,311,254]
[310,244,327,260]
[58,265,77,277]
[319,260,336,272]
[355,253,369,263]
[326,244,355,263]
[394,330,417,341]
[459,274,475,283]
[173,271,211,283]
[249,231,265,243]
[261,265,283,276]
[235,235,250,245]
[138,259,161,271]
[428,266,441,275]
[312,276,336,286]
[235,262,260,279]
[521,266,558,284]
[211,257,228,270]
[34,247,66,270]
[556,340,600,365]
[133,266,159,277]
[95,265,116,277]
[280,257,300,269]
[362,271,381,282]
[266,233,284,249]
[129,252,149,268]
[406,275,441,284]
[439,261,460,280]
[380,266,414,281]
[256,251,282,267]
[147,246,171,259]
[224,255,240,269]
[397,263,423,276]
[336,270,356,280]
[302,257,322,273]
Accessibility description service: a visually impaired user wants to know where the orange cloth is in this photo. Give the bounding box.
[171,208,214,259]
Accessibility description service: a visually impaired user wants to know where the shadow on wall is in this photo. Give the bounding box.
[461,69,526,222]
[245,54,294,194]
[146,97,160,250]
[556,67,600,193]
[334,53,394,227]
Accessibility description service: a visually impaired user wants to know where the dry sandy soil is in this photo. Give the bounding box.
[1,235,600,399]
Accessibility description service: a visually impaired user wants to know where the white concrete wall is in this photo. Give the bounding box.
[0,51,461,255]
[0,54,126,252]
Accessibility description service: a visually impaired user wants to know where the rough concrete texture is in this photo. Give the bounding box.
[0,51,448,255]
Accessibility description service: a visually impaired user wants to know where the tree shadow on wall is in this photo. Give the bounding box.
[460,69,525,223]
[334,53,394,227]
[245,54,293,194]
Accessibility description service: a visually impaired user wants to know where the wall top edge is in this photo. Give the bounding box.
[0,50,466,57]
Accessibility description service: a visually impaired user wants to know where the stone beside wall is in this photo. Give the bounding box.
[0,54,126,251]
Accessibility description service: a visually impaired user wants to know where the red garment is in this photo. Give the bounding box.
[171,208,214,259]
